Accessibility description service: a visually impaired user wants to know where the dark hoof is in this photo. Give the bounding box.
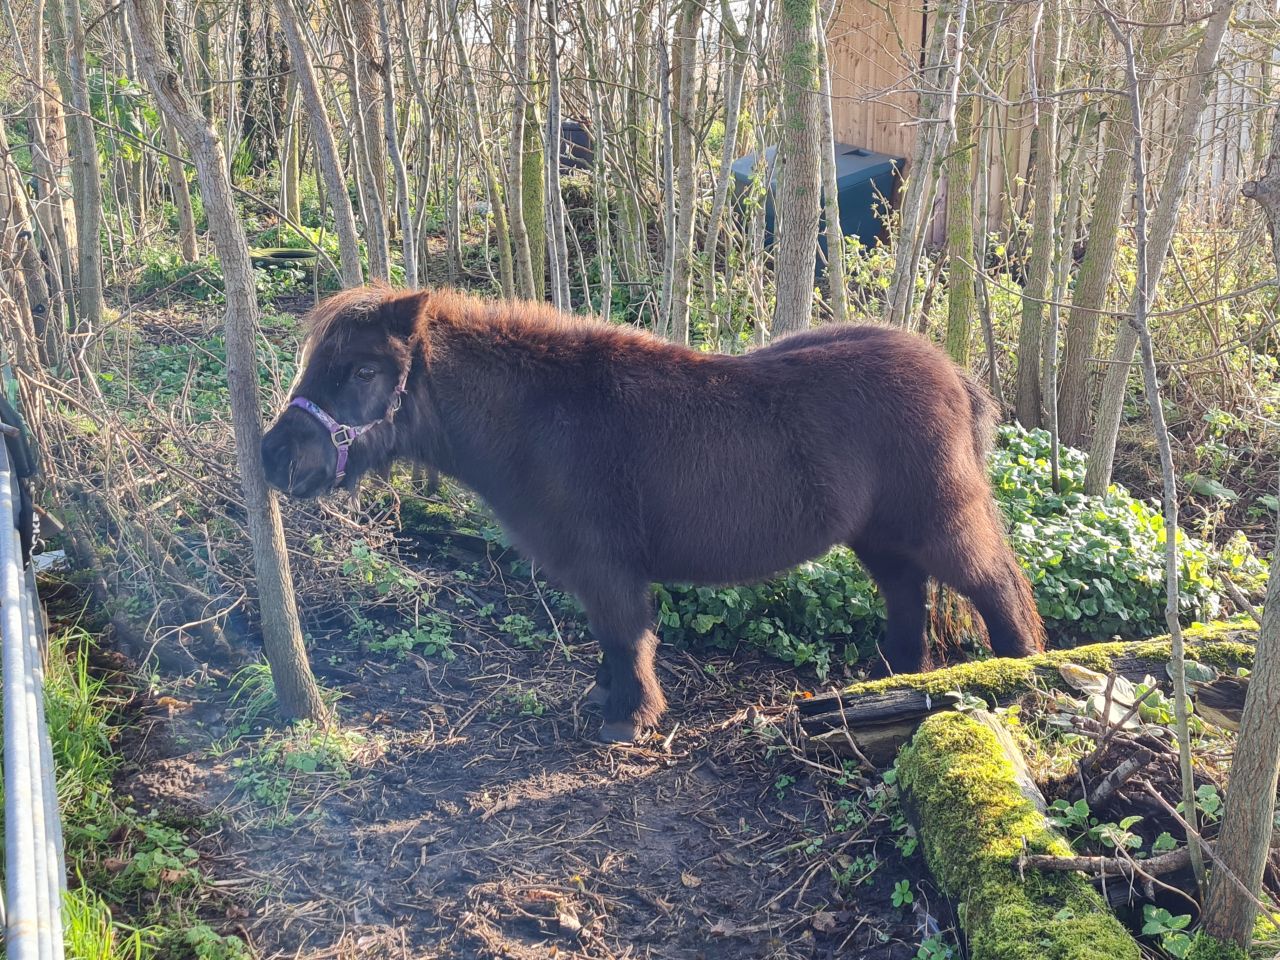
[585,682,610,706]
[597,720,640,744]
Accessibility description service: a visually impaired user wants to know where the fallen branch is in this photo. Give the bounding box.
[1219,572,1262,623]
[1020,846,1192,880]
[1081,685,1161,774]
[800,628,1256,763]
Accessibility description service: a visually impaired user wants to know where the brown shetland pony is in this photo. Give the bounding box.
[262,286,1046,742]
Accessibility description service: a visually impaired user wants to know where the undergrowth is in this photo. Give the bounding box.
[35,626,253,959]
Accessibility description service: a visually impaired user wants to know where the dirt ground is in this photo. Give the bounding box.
[109,554,943,960]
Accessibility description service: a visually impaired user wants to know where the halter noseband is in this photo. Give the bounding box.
[288,362,411,484]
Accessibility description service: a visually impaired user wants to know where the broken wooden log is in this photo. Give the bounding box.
[800,626,1255,763]
[897,710,1141,959]
[801,689,963,765]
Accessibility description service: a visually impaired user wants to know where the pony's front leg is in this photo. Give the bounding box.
[578,580,667,743]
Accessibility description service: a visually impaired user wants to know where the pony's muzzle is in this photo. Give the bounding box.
[261,417,333,498]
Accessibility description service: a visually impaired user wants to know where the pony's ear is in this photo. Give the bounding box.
[377,289,427,342]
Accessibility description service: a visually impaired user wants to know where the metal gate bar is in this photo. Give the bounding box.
[1,434,65,958]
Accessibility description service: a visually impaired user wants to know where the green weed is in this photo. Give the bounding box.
[499,613,550,649]
[368,613,455,661]
[1143,905,1193,959]
[230,721,367,824]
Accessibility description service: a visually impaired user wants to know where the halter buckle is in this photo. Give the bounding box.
[331,425,357,449]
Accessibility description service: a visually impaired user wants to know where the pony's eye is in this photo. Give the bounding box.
[355,365,376,382]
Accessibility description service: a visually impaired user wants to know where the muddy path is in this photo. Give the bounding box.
[113,547,946,960]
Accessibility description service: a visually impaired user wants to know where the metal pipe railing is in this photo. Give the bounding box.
[2,433,65,958]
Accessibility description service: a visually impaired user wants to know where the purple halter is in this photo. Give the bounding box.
[288,366,410,483]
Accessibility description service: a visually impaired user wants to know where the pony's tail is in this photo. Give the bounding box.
[963,373,999,466]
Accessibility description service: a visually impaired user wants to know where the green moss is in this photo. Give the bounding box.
[838,624,1256,701]
[1185,933,1248,960]
[898,712,1140,960]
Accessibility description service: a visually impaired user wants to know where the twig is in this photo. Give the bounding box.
[1081,685,1161,774]
[1087,747,1155,808]
[1021,845,1191,879]
[1218,572,1262,622]
[529,565,572,661]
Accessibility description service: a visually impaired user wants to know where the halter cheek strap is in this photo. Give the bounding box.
[288,365,410,483]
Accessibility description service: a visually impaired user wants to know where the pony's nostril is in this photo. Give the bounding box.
[261,432,330,498]
[260,434,292,489]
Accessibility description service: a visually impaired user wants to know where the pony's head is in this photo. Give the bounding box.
[262,286,421,498]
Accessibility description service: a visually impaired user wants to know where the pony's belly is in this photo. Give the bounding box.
[646,523,838,586]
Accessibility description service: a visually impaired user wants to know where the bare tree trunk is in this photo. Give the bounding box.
[194,3,214,119]
[51,0,103,335]
[772,0,823,335]
[658,32,677,334]
[523,98,547,298]
[588,85,612,320]
[1085,0,1236,495]
[544,0,571,308]
[18,0,72,345]
[1058,114,1130,444]
[1058,2,1173,445]
[1015,0,1063,429]
[275,0,364,288]
[1046,110,1088,489]
[1200,102,1280,949]
[377,0,416,286]
[332,0,390,280]
[817,0,848,324]
[884,0,968,328]
[0,115,54,371]
[944,93,977,363]
[349,0,387,207]
[573,0,614,318]
[280,84,303,229]
[664,0,703,343]
[702,0,757,328]
[446,131,464,281]
[448,4,516,298]
[972,94,1003,404]
[508,0,538,299]
[163,119,199,262]
[128,0,329,724]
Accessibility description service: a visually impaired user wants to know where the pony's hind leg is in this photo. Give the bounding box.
[576,578,667,742]
[586,656,612,706]
[964,547,1046,658]
[921,504,1047,659]
[851,546,930,675]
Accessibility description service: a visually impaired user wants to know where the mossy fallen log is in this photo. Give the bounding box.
[897,710,1142,960]
[800,625,1256,762]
